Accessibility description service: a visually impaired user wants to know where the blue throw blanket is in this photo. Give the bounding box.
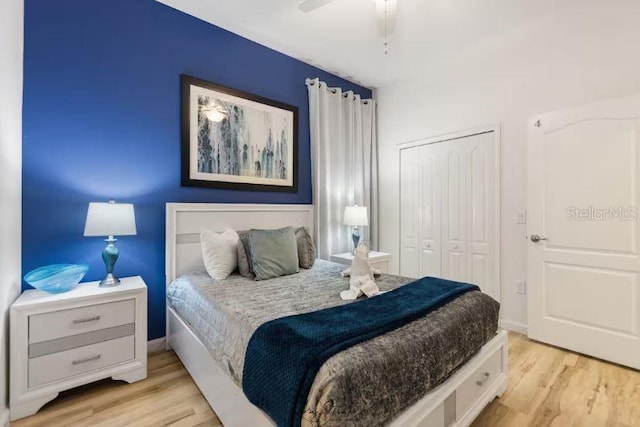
[242,276,479,427]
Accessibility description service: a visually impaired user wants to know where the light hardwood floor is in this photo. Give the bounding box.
[472,332,640,427]
[12,332,640,427]
[11,351,222,427]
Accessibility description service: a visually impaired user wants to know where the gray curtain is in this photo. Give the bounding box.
[306,78,378,259]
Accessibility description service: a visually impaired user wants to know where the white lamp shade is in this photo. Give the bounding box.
[343,206,368,226]
[84,202,137,237]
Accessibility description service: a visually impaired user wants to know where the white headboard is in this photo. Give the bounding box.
[165,203,314,283]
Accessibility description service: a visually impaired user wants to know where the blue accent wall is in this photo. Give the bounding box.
[23,0,372,339]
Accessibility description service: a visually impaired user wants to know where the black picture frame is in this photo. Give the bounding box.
[180,74,298,193]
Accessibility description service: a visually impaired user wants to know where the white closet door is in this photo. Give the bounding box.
[399,130,498,301]
[400,148,421,278]
[419,143,442,278]
[465,133,497,299]
[441,140,468,282]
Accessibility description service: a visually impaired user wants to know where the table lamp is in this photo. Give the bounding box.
[343,205,368,253]
[84,200,137,287]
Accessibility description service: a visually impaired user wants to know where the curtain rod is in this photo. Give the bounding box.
[306,79,371,104]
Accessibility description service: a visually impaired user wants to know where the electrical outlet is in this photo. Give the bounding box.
[516,211,527,224]
[516,280,527,295]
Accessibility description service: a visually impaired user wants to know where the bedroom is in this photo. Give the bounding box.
[1,0,640,426]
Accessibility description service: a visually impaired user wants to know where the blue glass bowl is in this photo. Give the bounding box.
[24,264,89,294]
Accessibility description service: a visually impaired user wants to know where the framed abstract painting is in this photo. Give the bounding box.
[181,74,298,192]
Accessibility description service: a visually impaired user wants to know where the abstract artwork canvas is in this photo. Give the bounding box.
[181,75,298,192]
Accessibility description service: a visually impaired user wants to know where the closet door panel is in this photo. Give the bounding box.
[442,146,467,282]
[471,254,488,291]
[399,130,498,301]
[400,147,420,278]
[419,144,442,277]
[447,252,465,281]
[466,134,497,298]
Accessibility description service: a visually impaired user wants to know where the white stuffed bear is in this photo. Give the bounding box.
[340,243,383,300]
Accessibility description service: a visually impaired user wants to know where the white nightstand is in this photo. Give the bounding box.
[330,251,392,274]
[10,276,147,421]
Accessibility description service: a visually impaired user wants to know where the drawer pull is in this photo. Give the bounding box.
[476,372,491,386]
[72,316,101,324]
[72,354,101,366]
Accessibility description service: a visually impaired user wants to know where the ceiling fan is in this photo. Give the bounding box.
[298,0,398,53]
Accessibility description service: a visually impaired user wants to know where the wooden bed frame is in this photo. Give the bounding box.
[165,203,508,427]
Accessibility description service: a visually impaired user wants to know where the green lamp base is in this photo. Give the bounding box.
[100,237,121,287]
[351,226,361,254]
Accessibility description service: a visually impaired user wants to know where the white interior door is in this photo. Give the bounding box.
[528,93,640,369]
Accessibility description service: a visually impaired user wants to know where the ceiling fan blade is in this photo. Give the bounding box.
[298,0,337,13]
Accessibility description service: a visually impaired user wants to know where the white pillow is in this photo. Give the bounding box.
[200,228,239,280]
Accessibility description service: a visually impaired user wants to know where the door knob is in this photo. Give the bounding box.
[530,234,548,243]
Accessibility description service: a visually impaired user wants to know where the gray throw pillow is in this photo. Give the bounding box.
[295,227,316,269]
[248,227,299,281]
[236,230,255,279]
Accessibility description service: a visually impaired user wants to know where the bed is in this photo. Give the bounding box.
[165,203,508,427]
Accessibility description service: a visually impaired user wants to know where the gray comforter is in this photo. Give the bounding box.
[167,260,499,427]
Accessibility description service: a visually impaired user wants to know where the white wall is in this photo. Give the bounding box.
[0,0,23,423]
[377,1,640,330]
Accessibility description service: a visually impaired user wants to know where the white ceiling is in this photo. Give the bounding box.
[156,0,634,89]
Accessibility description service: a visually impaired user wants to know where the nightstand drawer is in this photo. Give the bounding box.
[28,335,135,388]
[29,299,135,343]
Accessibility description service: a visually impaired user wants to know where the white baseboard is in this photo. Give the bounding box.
[1,407,9,427]
[147,337,166,354]
[500,319,528,335]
